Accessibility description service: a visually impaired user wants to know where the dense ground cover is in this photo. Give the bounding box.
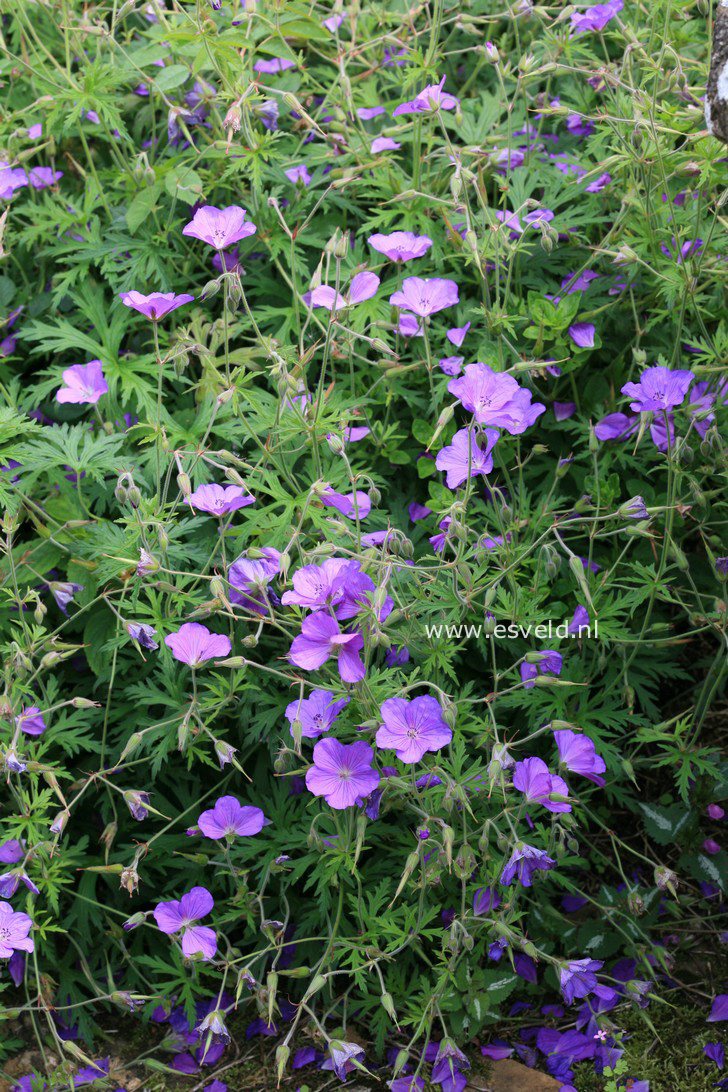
[0,0,727,1090]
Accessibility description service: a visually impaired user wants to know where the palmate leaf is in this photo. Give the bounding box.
[15,424,126,484]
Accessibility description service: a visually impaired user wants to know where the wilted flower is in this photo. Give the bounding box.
[198,796,266,839]
[164,623,232,666]
[137,548,158,576]
[708,994,728,1022]
[305,738,380,809]
[618,495,649,520]
[153,886,217,960]
[376,695,452,763]
[56,360,108,405]
[120,291,194,320]
[124,790,151,820]
[127,623,159,650]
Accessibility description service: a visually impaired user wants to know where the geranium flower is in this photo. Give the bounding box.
[389,276,458,317]
[500,843,556,887]
[520,650,563,688]
[120,291,194,320]
[320,486,372,519]
[281,558,354,610]
[554,729,606,786]
[288,612,365,682]
[28,167,63,190]
[164,623,231,666]
[708,994,728,1022]
[310,271,380,312]
[439,355,464,376]
[305,738,380,808]
[285,689,350,738]
[357,106,385,119]
[324,13,345,31]
[570,0,623,32]
[0,902,34,957]
[127,623,159,650]
[182,205,256,248]
[0,840,23,864]
[560,958,603,1004]
[153,887,217,960]
[368,231,433,262]
[49,581,83,614]
[621,366,694,413]
[285,165,311,185]
[512,756,571,813]
[228,548,281,611]
[0,164,28,199]
[253,57,295,73]
[435,427,499,489]
[187,484,256,515]
[15,706,46,736]
[393,76,459,116]
[197,796,266,839]
[371,136,401,153]
[569,322,595,349]
[376,695,452,763]
[399,313,424,337]
[446,322,470,347]
[447,362,545,433]
[56,361,108,405]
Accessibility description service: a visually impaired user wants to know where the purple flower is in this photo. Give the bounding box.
[371,136,401,153]
[703,838,721,855]
[324,13,345,31]
[708,804,725,819]
[481,1041,513,1060]
[285,689,350,738]
[120,291,194,320]
[389,1079,424,1091]
[409,501,432,522]
[253,57,295,73]
[520,650,563,688]
[569,605,590,635]
[435,427,499,488]
[357,106,385,119]
[0,840,23,864]
[320,486,372,519]
[570,0,623,33]
[310,271,380,312]
[569,322,595,349]
[513,757,571,813]
[716,557,728,579]
[305,738,379,809]
[619,495,649,520]
[187,483,255,515]
[376,695,452,763]
[705,1042,725,1069]
[164,623,231,666]
[554,730,606,786]
[197,796,266,839]
[399,313,423,337]
[559,958,603,1004]
[447,363,545,433]
[50,581,83,614]
[28,167,63,190]
[393,76,459,116]
[385,644,410,667]
[8,949,25,986]
[621,366,695,413]
[446,322,470,347]
[182,205,257,248]
[124,790,150,820]
[368,231,433,262]
[554,401,576,421]
[56,360,108,405]
[708,995,728,1022]
[137,548,158,577]
[0,902,34,957]
[389,276,458,317]
[285,165,311,185]
[439,355,464,376]
[585,172,612,192]
[15,706,47,737]
[153,887,217,960]
[289,612,365,682]
[127,623,159,650]
[473,887,501,915]
[0,164,28,199]
[594,412,638,442]
[322,1040,366,1080]
[500,843,556,887]
[228,548,280,609]
[282,558,353,610]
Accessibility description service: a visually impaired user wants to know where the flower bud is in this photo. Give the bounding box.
[127,485,142,509]
[177,472,191,496]
[224,104,242,132]
[484,40,499,63]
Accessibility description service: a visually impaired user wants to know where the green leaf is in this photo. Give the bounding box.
[153,64,191,91]
[637,802,692,846]
[126,183,162,234]
[165,164,204,205]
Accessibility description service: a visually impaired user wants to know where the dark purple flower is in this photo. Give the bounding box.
[621,366,694,413]
[513,757,571,813]
[708,995,728,1022]
[127,623,159,650]
[8,949,25,986]
[187,483,255,515]
[481,1041,513,1060]
[716,557,728,578]
[124,790,150,821]
[554,401,576,420]
[289,612,365,682]
[153,886,217,960]
[435,427,499,489]
[120,291,194,320]
[389,1078,424,1091]
[389,275,458,317]
[705,1042,725,1069]
[56,360,107,405]
[376,695,452,763]
[0,840,23,864]
[197,796,266,839]
[285,689,350,738]
[447,363,545,433]
[619,495,649,520]
[306,738,379,809]
[368,231,433,262]
[703,838,721,855]
[559,958,603,1004]
[322,1040,366,1080]
[473,887,501,915]
[182,205,256,248]
[500,843,556,887]
[164,623,231,666]
[310,271,379,312]
[569,322,595,349]
[569,605,590,635]
[0,902,34,957]
[520,650,563,688]
[594,412,638,442]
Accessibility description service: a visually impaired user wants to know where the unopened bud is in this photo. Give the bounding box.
[177,472,191,496]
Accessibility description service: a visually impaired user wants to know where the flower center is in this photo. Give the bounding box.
[406,727,419,739]
[0,926,11,942]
